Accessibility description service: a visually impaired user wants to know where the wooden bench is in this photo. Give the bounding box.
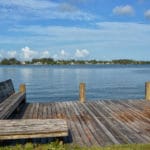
[0,79,26,119]
[0,79,68,141]
[0,119,68,140]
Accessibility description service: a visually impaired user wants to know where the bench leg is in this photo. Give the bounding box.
[53,137,64,144]
[0,140,4,146]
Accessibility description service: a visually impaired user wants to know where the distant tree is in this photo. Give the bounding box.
[112,59,135,64]
[9,58,21,65]
[76,60,85,64]
[25,61,31,64]
[0,58,20,65]
[1,57,150,65]
[0,58,10,65]
[31,58,55,64]
[89,60,97,64]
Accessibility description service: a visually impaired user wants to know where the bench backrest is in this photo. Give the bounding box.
[0,79,15,103]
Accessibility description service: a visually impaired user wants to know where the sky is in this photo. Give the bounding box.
[0,0,150,61]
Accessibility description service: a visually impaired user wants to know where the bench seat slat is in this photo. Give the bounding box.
[0,92,24,108]
[0,119,68,140]
[0,92,25,119]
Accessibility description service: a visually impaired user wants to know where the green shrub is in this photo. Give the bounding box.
[0,142,150,150]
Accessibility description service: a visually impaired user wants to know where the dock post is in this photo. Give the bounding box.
[145,82,150,101]
[19,84,26,103]
[79,83,86,103]
[19,84,26,93]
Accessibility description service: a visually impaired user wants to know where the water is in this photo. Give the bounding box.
[0,64,150,102]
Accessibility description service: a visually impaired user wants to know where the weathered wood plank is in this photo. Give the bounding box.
[99,100,149,143]
[64,102,84,145]
[43,103,48,119]
[0,119,68,140]
[81,103,120,144]
[0,92,26,119]
[73,102,99,146]
[55,102,69,143]
[70,102,92,146]
[47,102,53,119]
[37,103,43,119]
[9,100,150,146]
[87,102,131,144]
[32,103,39,119]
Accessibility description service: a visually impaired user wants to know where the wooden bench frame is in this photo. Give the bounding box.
[0,79,68,140]
[0,79,26,119]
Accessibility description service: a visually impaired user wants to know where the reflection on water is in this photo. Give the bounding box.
[0,64,149,102]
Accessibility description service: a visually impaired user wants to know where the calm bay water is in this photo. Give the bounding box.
[0,64,150,102]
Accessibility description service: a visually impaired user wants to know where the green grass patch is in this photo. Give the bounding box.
[0,142,150,150]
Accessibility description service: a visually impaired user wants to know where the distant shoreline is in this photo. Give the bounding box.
[1,63,150,66]
[1,58,150,65]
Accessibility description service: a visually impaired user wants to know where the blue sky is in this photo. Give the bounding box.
[0,0,150,60]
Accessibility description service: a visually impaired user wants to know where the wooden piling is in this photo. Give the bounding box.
[145,82,150,100]
[79,83,86,103]
[19,84,26,103]
[19,84,26,93]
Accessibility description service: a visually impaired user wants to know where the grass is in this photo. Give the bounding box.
[0,142,150,150]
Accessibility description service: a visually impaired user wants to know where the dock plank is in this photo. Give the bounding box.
[100,100,149,143]
[87,102,131,144]
[73,102,99,146]
[65,101,85,146]
[8,100,150,146]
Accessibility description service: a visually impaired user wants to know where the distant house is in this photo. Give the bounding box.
[21,61,26,65]
[34,62,42,65]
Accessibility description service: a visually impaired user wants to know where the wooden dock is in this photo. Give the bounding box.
[8,99,150,146]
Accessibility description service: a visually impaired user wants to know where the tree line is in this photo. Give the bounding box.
[1,58,150,65]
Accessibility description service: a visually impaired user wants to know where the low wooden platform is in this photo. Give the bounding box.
[0,119,68,140]
[9,100,150,146]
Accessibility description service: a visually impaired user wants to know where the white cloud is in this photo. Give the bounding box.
[59,3,77,12]
[0,50,18,59]
[41,51,50,58]
[60,50,68,57]
[21,46,37,60]
[0,0,57,10]
[113,5,134,16]
[144,10,150,19]
[53,49,89,59]
[53,49,69,59]
[54,51,70,60]
[0,0,95,21]
[0,48,52,60]
[53,54,59,60]
[7,51,17,58]
[75,49,89,58]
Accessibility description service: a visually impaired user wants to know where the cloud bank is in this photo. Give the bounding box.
[113,5,134,16]
[144,10,150,19]
[0,47,90,60]
[75,49,89,58]
[0,0,95,21]
[1,21,150,60]
[21,47,37,60]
